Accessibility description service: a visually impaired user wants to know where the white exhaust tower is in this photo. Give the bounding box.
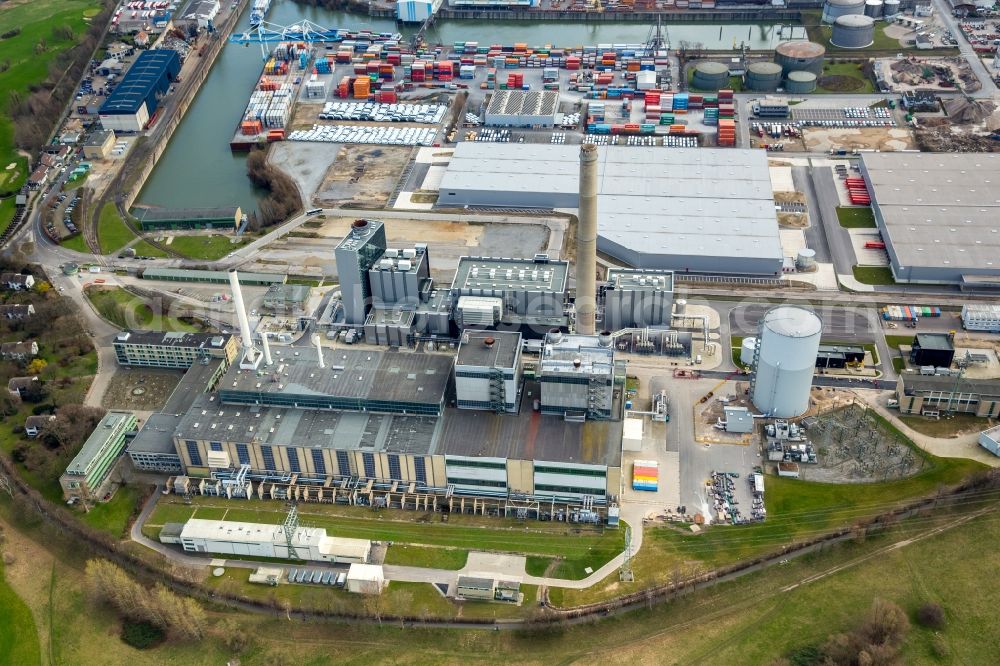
[228,269,261,370]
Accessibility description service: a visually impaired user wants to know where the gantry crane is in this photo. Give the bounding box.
[229,19,401,60]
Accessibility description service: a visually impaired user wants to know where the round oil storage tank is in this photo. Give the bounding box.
[740,337,758,367]
[745,62,783,92]
[774,40,826,76]
[864,0,883,18]
[692,61,730,91]
[751,305,822,418]
[785,70,818,93]
[822,0,865,23]
[883,0,900,17]
[831,14,876,49]
[796,248,817,270]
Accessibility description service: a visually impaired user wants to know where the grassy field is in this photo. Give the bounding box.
[853,265,895,285]
[382,545,468,570]
[130,239,170,258]
[5,487,1000,663]
[62,173,89,191]
[0,0,103,231]
[893,357,906,373]
[59,233,90,253]
[80,485,142,539]
[0,196,16,237]
[885,334,914,349]
[900,414,996,438]
[84,286,197,331]
[167,234,247,261]
[148,499,625,579]
[97,203,136,255]
[817,62,876,94]
[836,206,877,228]
[0,560,41,666]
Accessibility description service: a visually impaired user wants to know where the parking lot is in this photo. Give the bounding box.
[791,106,897,127]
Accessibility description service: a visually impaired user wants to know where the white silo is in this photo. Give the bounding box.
[740,337,758,366]
[751,305,822,418]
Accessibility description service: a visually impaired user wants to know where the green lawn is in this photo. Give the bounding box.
[0,560,41,666]
[59,233,89,253]
[0,196,16,237]
[84,286,197,331]
[900,414,996,439]
[836,206,877,228]
[892,357,905,373]
[731,335,748,369]
[96,203,136,255]
[884,334,915,349]
[804,10,910,53]
[0,0,103,232]
[62,172,89,191]
[129,239,170,258]
[852,265,895,285]
[167,234,246,261]
[383,545,468,570]
[150,499,625,578]
[80,485,142,539]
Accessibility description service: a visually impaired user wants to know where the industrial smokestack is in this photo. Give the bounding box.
[577,144,598,336]
[313,334,325,369]
[228,269,260,369]
[260,331,272,366]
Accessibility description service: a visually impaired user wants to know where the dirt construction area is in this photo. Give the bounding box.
[241,216,552,281]
[804,127,915,152]
[101,368,184,412]
[878,56,981,94]
[315,145,412,207]
[795,404,928,483]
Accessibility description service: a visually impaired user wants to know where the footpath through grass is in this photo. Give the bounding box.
[836,206,877,228]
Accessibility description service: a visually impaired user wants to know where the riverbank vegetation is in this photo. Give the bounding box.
[245,147,302,231]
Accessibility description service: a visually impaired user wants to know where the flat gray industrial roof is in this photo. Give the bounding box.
[541,334,614,377]
[901,374,1000,397]
[486,89,559,117]
[914,333,954,351]
[437,405,622,467]
[862,153,1000,272]
[162,359,225,414]
[220,349,453,407]
[175,394,439,454]
[128,412,182,454]
[115,330,232,349]
[264,283,311,302]
[452,256,568,293]
[606,268,674,292]
[440,144,783,263]
[456,330,521,369]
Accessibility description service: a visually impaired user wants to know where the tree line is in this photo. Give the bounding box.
[245,147,303,231]
[8,0,117,179]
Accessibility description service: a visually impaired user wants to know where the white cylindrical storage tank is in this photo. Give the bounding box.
[796,248,817,269]
[675,298,687,315]
[785,70,818,93]
[831,15,876,49]
[745,62,783,92]
[774,40,826,76]
[864,0,883,18]
[822,0,865,23]
[883,0,900,17]
[692,61,729,91]
[751,306,822,418]
[740,336,758,366]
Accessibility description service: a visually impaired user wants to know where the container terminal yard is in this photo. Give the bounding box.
[3,0,1000,649]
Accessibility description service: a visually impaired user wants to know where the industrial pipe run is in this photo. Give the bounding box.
[577,143,599,336]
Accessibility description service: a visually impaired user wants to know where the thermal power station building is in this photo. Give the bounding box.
[99,49,181,132]
[455,331,523,413]
[750,306,823,418]
[601,268,674,331]
[860,153,1000,287]
[451,256,569,332]
[165,519,371,563]
[539,331,615,420]
[438,144,783,276]
[336,219,387,326]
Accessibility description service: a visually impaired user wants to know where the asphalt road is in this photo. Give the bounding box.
[808,165,857,277]
[727,302,875,341]
[793,165,831,265]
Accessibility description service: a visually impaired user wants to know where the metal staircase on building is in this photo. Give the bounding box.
[488,368,506,414]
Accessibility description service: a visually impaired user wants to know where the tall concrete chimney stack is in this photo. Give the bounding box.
[313,334,325,369]
[228,269,260,369]
[576,143,599,336]
[260,331,273,366]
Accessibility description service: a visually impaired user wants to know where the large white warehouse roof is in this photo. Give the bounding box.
[439,144,783,274]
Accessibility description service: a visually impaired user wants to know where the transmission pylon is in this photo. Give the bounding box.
[620,525,634,582]
[283,504,302,560]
